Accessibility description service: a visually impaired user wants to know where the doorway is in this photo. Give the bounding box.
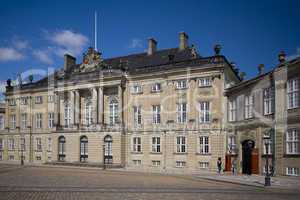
[104,135,113,164]
[242,140,255,175]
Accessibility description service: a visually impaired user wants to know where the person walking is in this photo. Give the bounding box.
[217,157,222,175]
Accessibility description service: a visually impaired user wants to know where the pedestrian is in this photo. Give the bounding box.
[217,157,222,175]
[232,159,237,175]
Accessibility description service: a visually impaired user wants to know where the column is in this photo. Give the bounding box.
[69,91,75,126]
[118,85,123,125]
[92,88,98,124]
[74,90,80,126]
[98,86,104,124]
[54,92,60,127]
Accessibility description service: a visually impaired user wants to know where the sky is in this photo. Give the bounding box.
[0,0,300,94]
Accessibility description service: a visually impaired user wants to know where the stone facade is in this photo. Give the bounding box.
[0,33,299,176]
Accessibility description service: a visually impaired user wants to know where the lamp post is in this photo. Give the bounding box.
[102,144,106,170]
[263,134,271,186]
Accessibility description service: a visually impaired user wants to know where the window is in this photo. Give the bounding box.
[0,138,3,150]
[20,138,25,151]
[263,87,274,115]
[176,136,186,153]
[176,161,186,167]
[36,156,41,161]
[228,135,236,153]
[9,99,16,106]
[48,95,54,103]
[9,155,14,160]
[152,160,161,167]
[109,98,118,125]
[176,80,187,89]
[245,95,254,119]
[152,83,161,92]
[85,101,93,126]
[47,138,52,152]
[228,100,236,122]
[80,136,88,162]
[199,162,209,169]
[286,130,299,154]
[0,115,4,130]
[177,103,187,123]
[48,112,54,129]
[132,137,142,152]
[151,137,161,153]
[8,138,14,151]
[35,113,42,129]
[58,136,66,161]
[104,135,113,164]
[198,77,212,87]
[286,167,299,176]
[133,160,141,166]
[10,115,16,129]
[35,96,43,104]
[132,84,142,94]
[287,79,300,109]
[36,138,42,152]
[133,106,142,126]
[152,105,161,124]
[64,102,71,127]
[199,101,210,123]
[21,113,27,129]
[263,136,273,155]
[199,136,209,154]
[20,97,28,105]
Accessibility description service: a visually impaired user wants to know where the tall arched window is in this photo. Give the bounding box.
[80,136,88,162]
[85,100,93,126]
[104,135,113,164]
[58,136,66,161]
[109,98,118,125]
[64,102,71,127]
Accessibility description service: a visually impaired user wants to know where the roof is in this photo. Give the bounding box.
[6,46,238,92]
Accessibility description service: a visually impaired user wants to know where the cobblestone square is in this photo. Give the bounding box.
[0,164,299,200]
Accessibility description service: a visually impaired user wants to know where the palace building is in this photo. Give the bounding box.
[0,32,299,176]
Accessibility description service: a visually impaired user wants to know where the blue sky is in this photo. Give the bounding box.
[0,0,300,92]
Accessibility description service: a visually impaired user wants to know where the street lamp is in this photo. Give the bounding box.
[263,134,271,186]
[103,144,106,170]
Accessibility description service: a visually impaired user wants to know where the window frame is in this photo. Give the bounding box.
[245,95,254,119]
[263,87,275,115]
[198,77,212,87]
[151,137,161,153]
[199,101,210,123]
[132,137,142,153]
[286,129,300,155]
[199,136,210,154]
[287,79,300,109]
[177,103,187,123]
[152,105,161,124]
[176,136,186,153]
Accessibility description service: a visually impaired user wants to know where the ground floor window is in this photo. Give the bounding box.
[80,136,88,162]
[199,162,209,169]
[58,136,66,161]
[286,167,299,176]
[152,160,161,167]
[133,160,141,166]
[104,135,113,164]
[176,161,186,168]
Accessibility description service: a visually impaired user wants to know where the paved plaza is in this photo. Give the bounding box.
[0,164,299,200]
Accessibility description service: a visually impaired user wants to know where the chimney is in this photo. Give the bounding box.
[258,64,265,75]
[64,54,76,71]
[179,32,189,50]
[278,50,286,63]
[147,38,157,55]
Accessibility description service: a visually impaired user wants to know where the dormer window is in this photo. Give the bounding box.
[168,54,175,62]
[198,77,212,87]
[132,84,142,94]
[176,80,187,90]
[152,83,161,92]
[35,96,43,104]
[20,97,28,105]
[9,99,16,106]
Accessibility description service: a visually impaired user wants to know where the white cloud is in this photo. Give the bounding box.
[287,48,300,61]
[128,38,143,49]
[32,50,53,65]
[0,47,24,62]
[13,39,29,50]
[48,30,89,57]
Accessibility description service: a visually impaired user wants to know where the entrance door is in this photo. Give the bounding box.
[251,148,259,174]
[225,154,231,171]
[242,140,255,175]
